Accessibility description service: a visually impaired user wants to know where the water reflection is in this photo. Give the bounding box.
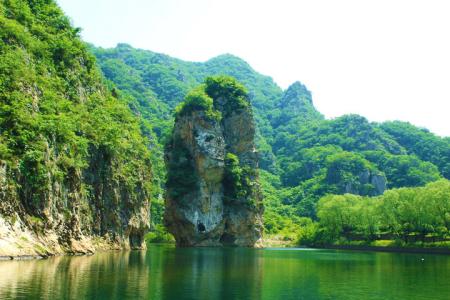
[0,251,152,299]
[0,246,449,300]
[160,247,263,300]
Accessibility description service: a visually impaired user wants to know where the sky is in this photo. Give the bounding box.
[56,0,450,136]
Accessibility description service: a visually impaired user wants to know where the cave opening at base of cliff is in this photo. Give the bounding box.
[220,233,236,245]
[197,222,206,233]
[129,230,143,249]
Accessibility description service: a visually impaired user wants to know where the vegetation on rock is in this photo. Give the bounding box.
[164,76,263,246]
[174,87,221,121]
[0,0,152,255]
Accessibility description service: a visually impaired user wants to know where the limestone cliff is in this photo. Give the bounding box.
[325,153,387,197]
[164,76,263,247]
[0,149,151,257]
[0,0,151,257]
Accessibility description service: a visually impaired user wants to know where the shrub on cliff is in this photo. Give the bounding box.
[174,87,221,121]
[204,76,249,116]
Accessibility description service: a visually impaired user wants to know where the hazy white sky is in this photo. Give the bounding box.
[56,0,450,136]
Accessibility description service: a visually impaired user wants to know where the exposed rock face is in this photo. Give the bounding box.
[344,170,387,196]
[0,147,151,257]
[164,77,263,247]
[323,150,387,197]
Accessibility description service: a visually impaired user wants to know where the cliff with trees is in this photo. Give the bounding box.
[0,0,152,256]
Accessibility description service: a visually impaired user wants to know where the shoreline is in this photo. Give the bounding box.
[1,243,449,260]
[0,255,46,261]
[313,244,450,255]
[261,237,450,255]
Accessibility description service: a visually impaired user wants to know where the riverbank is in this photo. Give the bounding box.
[3,239,448,260]
[261,242,450,254]
[0,218,141,260]
[262,234,450,254]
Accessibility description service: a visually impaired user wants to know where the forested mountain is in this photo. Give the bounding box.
[92,44,450,239]
[0,0,152,256]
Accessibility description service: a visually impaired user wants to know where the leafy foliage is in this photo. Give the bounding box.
[269,113,445,218]
[0,0,151,218]
[363,151,441,188]
[174,86,221,121]
[315,179,450,246]
[224,153,245,200]
[223,152,257,206]
[380,121,450,179]
[204,75,249,116]
[144,224,175,244]
[165,139,197,201]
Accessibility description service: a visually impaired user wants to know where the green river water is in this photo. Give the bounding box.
[0,245,448,300]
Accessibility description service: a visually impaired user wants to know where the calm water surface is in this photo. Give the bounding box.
[0,245,448,300]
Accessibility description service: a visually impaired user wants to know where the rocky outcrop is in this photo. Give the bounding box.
[343,170,387,196]
[164,77,263,247]
[325,152,387,197]
[332,168,387,196]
